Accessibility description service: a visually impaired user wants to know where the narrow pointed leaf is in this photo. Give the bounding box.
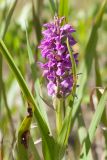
[26,30,51,133]
[0,0,17,114]
[59,0,69,17]
[29,137,41,160]
[32,1,42,44]
[0,40,55,160]
[49,0,57,14]
[71,0,107,131]
[80,88,107,159]
[0,0,17,39]
[26,28,36,80]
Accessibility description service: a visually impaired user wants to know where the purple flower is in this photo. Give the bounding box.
[39,16,78,98]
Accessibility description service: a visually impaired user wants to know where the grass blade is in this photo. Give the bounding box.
[94,52,107,155]
[34,80,52,132]
[0,0,17,114]
[0,40,55,160]
[71,0,107,131]
[29,137,41,160]
[0,40,35,108]
[94,53,107,125]
[32,1,42,44]
[0,0,17,39]
[59,0,69,17]
[49,0,57,14]
[26,29,51,133]
[80,88,107,159]
[26,28,36,80]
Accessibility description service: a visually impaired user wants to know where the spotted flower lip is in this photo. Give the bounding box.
[39,16,78,98]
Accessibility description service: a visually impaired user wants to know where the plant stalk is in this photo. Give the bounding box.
[54,98,63,135]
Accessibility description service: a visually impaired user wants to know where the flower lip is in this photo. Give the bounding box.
[61,24,76,33]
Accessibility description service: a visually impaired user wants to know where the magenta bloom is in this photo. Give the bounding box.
[39,16,78,98]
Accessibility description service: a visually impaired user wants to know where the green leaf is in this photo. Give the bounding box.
[59,0,69,18]
[42,135,55,160]
[32,1,42,44]
[94,53,107,126]
[49,0,57,14]
[17,115,41,160]
[0,0,17,114]
[94,52,107,154]
[34,79,51,133]
[26,29,54,160]
[0,0,17,39]
[16,115,32,160]
[26,28,36,81]
[80,88,107,159]
[0,40,55,160]
[77,110,93,160]
[70,0,107,133]
[54,106,73,160]
[29,137,41,160]
[95,53,102,91]
[0,40,34,106]
[26,29,51,134]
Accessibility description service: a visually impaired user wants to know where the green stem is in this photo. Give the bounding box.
[54,98,63,135]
